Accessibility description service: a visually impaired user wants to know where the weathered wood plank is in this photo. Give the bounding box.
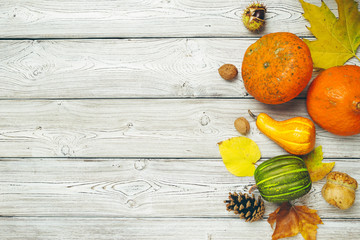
[0,99,358,158]
[1,39,359,99]
[0,0,337,38]
[0,38,248,99]
[0,217,358,240]
[0,158,358,218]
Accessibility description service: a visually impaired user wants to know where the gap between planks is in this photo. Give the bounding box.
[0,216,359,220]
[0,36,317,41]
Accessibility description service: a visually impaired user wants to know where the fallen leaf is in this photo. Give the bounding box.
[268,202,323,240]
[218,136,261,176]
[303,146,335,182]
[299,0,360,69]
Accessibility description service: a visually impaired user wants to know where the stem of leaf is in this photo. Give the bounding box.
[355,55,360,62]
[249,184,258,194]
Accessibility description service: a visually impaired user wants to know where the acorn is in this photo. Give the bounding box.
[322,171,358,210]
[242,2,267,32]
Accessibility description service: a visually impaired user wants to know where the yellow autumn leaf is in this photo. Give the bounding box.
[218,136,261,177]
[303,146,335,182]
[299,0,360,69]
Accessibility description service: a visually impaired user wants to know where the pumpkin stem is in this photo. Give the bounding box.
[248,184,258,194]
[248,109,257,120]
[356,102,360,111]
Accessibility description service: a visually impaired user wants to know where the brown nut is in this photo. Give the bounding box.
[321,171,358,210]
[234,117,250,135]
[218,64,238,81]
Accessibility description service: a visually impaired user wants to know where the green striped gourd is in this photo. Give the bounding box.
[254,155,311,203]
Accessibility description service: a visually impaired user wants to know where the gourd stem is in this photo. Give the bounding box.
[248,109,257,120]
[248,184,258,194]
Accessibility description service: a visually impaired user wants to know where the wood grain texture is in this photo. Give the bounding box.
[1,39,359,99]
[0,217,359,240]
[0,38,248,99]
[0,158,358,218]
[0,99,358,158]
[1,0,360,238]
[1,0,359,38]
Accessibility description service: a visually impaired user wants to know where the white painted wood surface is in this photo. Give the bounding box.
[1,218,359,240]
[0,0,360,239]
[0,158,359,218]
[0,99,357,158]
[0,39,359,99]
[0,0,359,38]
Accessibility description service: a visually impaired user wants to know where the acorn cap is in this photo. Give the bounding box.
[326,171,358,191]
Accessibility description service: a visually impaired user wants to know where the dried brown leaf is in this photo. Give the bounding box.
[268,202,323,240]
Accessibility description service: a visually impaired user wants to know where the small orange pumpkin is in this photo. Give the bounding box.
[307,65,360,136]
[241,32,313,104]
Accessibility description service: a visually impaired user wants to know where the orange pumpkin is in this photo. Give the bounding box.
[307,65,360,136]
[241,32,313,104]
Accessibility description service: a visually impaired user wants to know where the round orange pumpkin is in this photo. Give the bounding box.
[241,32,313,104]
[306,65,360,136]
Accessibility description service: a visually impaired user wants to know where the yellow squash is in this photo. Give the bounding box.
[249,111,316,155]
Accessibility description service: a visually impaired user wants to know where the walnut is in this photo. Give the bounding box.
[234,117,250,135]
[322,171,358,210]
[218,64,238,81]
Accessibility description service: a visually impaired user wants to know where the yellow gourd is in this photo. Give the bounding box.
[249,110,316,155]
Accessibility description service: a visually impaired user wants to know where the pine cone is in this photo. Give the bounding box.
[224,192,265,222]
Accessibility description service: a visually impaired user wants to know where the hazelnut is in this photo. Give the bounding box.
[218,64,238,81]
[234,117,250,135]
[322,171,358,210]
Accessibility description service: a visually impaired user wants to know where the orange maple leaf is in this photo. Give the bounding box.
[268,202,323,240]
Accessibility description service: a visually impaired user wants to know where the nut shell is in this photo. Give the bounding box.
[322,171,358,210]
[218,64,238,81]
[234,117,250,135]
[242,3,266,32]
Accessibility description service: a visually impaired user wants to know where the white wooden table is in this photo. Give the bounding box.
[0,0,359,239]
